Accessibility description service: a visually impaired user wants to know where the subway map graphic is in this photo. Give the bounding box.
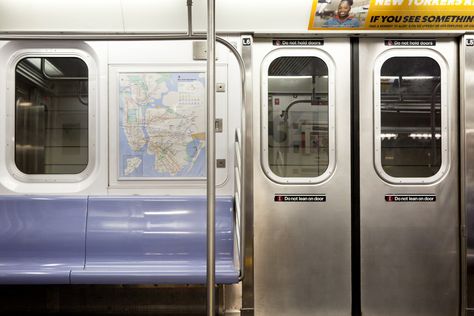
[118,72,206,178]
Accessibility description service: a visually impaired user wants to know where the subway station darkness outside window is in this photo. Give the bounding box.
[15,57,89,174]
[379,57,442,178]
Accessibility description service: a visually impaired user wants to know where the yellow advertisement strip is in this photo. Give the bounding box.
[308,0,474,30]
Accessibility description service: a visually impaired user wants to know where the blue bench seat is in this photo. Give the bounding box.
[0,196,239,284]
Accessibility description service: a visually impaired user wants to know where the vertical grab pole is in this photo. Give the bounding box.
[186,0,193,36]
[206,0,216,315]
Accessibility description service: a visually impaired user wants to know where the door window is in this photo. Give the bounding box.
[374,51,449,183]
[261,50,335,184]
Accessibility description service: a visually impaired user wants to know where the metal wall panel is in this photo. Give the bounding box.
[461,34,474,315]
[241,35,255,316]
[252,38,351,316]
[359,38,459,316]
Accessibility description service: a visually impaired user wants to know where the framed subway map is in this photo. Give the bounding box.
[117,71,206,180]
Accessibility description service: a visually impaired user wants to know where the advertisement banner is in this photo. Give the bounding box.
[308,0,474,30]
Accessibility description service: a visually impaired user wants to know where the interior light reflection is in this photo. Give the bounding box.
[144,210,191,216]
[41,263,62,267]
[143,231,192,235]
[381,76,437,80]
[380,133,397,140]
[409,133,441,139]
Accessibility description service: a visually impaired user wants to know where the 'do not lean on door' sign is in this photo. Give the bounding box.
[385,194,436,202]
[274,194,327,202]
[308,0,474,30]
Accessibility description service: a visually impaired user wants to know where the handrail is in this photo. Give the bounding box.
[280,99,313,121]
[187,0,193,37]
[206,0,216,315]
[234,128,244,275]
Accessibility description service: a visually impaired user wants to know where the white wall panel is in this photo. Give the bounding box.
[214,0,312,33]
[121,0,188,33]
[0,0,314,34]
[122,0,313,33]
[0,0,124,32]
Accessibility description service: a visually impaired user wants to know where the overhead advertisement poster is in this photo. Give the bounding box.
[118,72,206,179]
[308,0,474,30]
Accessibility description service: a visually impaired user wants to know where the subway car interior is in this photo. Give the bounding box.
[0,0,473,315]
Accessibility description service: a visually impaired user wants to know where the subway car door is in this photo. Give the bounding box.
[359,38,459,316]
[251,38,351,315]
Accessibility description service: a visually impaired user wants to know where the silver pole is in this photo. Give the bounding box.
[206,0,216,315]
[186,0,193,36]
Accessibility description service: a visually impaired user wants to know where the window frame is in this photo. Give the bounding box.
[261,48,336,184]
[6,49,97,183]
[373,48,450,184]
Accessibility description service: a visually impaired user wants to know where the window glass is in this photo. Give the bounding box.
[267,56,329,178]
[15,57,88,174]
[380,57,441,178]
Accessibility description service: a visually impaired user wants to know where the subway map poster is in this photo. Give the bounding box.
[118,72,206,179]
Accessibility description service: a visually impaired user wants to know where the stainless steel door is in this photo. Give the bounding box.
[461,34,474,316]
[252,38,351,316]
[359,38,459,316]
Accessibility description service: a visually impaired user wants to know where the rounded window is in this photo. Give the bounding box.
[261,50,335,184]
[374,51,449,184]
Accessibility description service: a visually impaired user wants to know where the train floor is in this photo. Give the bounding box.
[0,285,220,315]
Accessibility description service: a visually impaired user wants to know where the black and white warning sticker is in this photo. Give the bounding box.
[274,194,326,202]
[385,194,436,202]
[273,39,324,46]
[384,39,436,46]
